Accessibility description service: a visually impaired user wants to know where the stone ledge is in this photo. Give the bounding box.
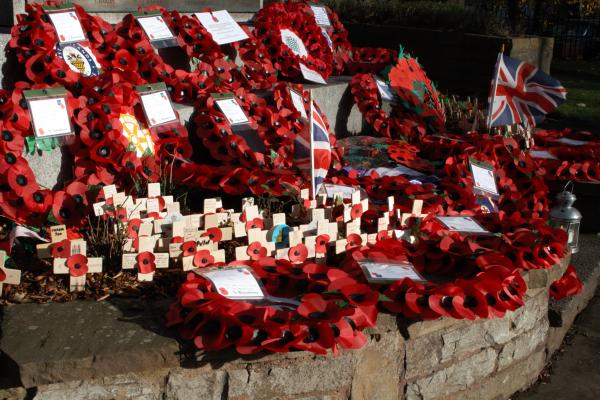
[0,259,569,400]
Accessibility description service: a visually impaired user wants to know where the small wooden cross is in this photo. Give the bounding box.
[53,239,103,292]
[0,250,21,296]
[121,236,169,281]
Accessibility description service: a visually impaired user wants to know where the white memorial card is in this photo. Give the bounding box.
[215,98,249,125]
[529,150,558,160]
[140,91,177,127]
[554,137,589,146]
[48,10,86,43]
[300,63,327,84]
[290,89,308,119]
[201,267,265,300]
[280,29,308,58]
[360,260,426,283]
[470,161,499,196]
[436,216,490,234]
[137,15,174,41]
[376,79,398,102]
[29,97,72,138]
[310,5,331,26]
[195,10,249,45]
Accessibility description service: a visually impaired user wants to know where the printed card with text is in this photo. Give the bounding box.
[24,88,73,138]
[300,63,327,84]
[469,159,499,198]
[195,10,249,45]
[137,83,178,128]
[47,9,86,43]
[376,79,399,103]
[436,216,490,235]
[289,88,308,119]
[213,94,250,125]
[310,5,331,26]
[200,267,265,300]
[359,259,426,284]
[137,14,175,41]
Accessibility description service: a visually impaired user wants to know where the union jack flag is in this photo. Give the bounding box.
[294,101,331,198]
[488,55,567,128]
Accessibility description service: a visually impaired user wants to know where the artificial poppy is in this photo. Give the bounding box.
[315,234,329,254]
[112,49,138,72]
[245,218,265,232]
[288,244,308,263]
[66,254,89,277]
[550,265,583,300]
[137,251,156,274]
[193,250,215,268]
[51,239,71,258]
[127,219,142,239]
[346,233,362,251]
[182,241,197,257]
[202,227,222,243]
[247,242,267,261]
[351,203,363,220]
[297,293,352,322]
[340,283,379,307]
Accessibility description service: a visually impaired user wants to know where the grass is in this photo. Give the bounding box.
[543,59,600,132]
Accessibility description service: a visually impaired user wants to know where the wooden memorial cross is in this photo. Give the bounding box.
[0,250,21,295]
[53,238,103,292]
[122,236,169,281]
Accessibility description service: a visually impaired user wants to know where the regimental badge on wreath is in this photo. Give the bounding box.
[55,42,101,77]
[119,113,155,157]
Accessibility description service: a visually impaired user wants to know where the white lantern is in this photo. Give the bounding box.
[549,182,582,254]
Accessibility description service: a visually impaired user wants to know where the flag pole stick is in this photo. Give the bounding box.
[308,90,316,200]
[486,44,505,133]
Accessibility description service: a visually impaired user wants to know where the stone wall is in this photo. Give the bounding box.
[0,258,575,400]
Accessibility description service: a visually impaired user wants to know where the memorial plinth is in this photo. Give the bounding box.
[1,257,588,400]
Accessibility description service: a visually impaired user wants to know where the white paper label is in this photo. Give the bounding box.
[361,260,425,283]
[202,267,264,300]
[310,5,331,26]
[48,11,86,43]
[471,162,499,196]
[215,98,249,125]
[555,137,588,146]
[280,29,308,58]
[437,216,489,234]
[376,80,398,102]
[195,10,249,45]
[300,63,327,84]
[529,150,558,160]
[137,15,174,41]
[29,97,72,138]
[290,89,308,119]
[140,90,177,127]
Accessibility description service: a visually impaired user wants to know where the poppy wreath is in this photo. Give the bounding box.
[253,2,334,81]
[0,79,190,228]
[166,259,379,355]
[169,9,278,91]
[114,8,217,103]
[9,1,120,93]
[529,129,600,182]
[349,74,427,140]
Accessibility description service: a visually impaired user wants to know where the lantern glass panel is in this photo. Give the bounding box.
[567,221,580,253]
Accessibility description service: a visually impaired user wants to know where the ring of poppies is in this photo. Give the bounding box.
[166,258,379,355]
[253,2,333,81]
[169,9,277,91]
[9,2,118,93]
[0,78,190,228]
[349,73,427,139]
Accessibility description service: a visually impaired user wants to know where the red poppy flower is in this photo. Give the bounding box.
[428,286,465,319]
[202,227,222,242]
[22,187,53,214]
[182,241,197,257]
[193,250,215,268]
[127,219,142,239]
[66,254,89,277]
[51,239,71,258]
[346,233,362,251]
[137,251,156,274]
[550,265,582,300]
[288,244,308,263]
[340,284,379,307]
[351,203,363,219]
[245,218,264,232]
[376,230,389,241]
[112,49,138,72]
[247,242,267,261]
[7,158,36,197]
[315,234,330,254]
[298,293,353,323]
[0,268,5,283]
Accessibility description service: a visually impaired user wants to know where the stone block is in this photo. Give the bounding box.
[406,347,497,400]
[0,299,180,388]
[351,330,405,400]
[524,256,570,290]
[164,369,227,400]
[497,318,548,371]
[447,349,545,400]
[23,145,74,191]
